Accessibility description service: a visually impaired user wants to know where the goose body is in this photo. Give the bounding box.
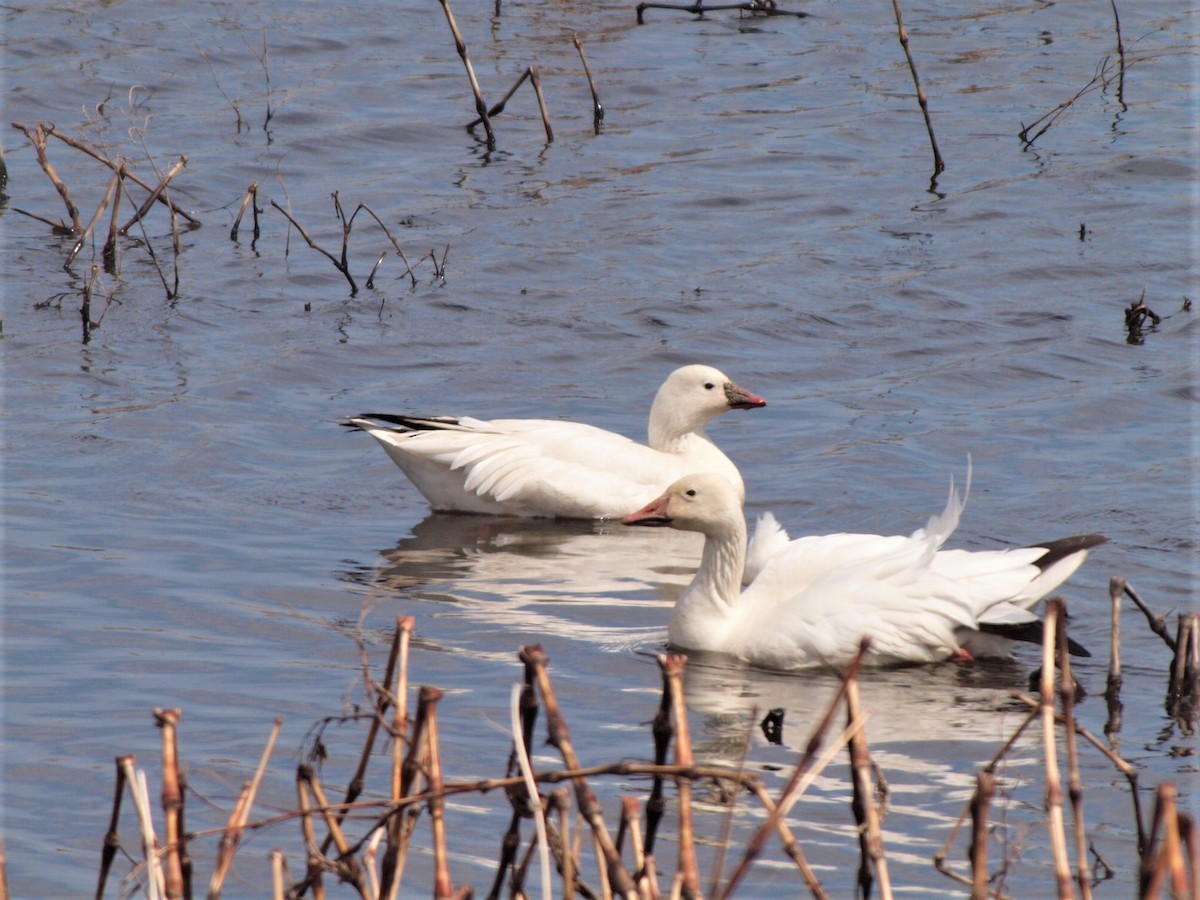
[624,472,1105,670]
[346,365,765,519]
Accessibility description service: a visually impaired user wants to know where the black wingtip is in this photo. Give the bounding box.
[978,621,1091,657]
[1029,534,1109,571]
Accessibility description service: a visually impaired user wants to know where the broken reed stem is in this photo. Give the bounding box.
[302,765,369,896]
[888,0,944,177]
[1039,599,1074,899]
[1168,614,1200,719]
[230,182,260,242]
[13,122,202,227]
[419,687,457,900]
[1057,611,1092,900]
[510,681,553,900]
[1140,784,1194,898]
[122,756,166,900]
[846,673,893,900]
[573,34,604,123]
[12,121,81,232]
[720,639,869,899]
[645,651,676,860]
[660,655,701,898]
[209,715,283,898]
[1114,577,1177,652]
[295,766,325,898]
[118,155,187,235]
[519,645,637,897]
[1106,577,1123,734]
[438,0,496,147]
[529,67,555,143]
[65,167,122,269]
[153,709,186,900]
[103,166,125,275]
[268,198,359,294]
[968,772,993,900]
[96,756,131,900]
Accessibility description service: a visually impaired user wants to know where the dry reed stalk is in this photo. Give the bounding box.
[118,156,187,235]
[419,686,459,899]
[645,655,675,859]
[381,677,436,898]
[1113,578,1177,652]
[270,849,289,900]
[1109,0,1127,107]
[295,768,327,899]
[300,765,369,896]
[102,165,125,275]
[22,123,202,227]
[468,66,555,142]
[1039,599,1074,898]
[1168,614,1200,723]
[968,772,994,900]
[11,121,81,232]
[572,34,604,124]
[97,756,132,900]
[549,788,578,900]
[1106,577,1124,735]
[0,838,8,900]
[121,756,166,900]
[511,679,553,899]
[437,0,496,147]
[519,645,637,896]
[719,639,869,898]
[1057,611,1092,899]
[744,783,825,898]
[635,0,808,25]
[65,167,123,269]
[659,655,701,898]
[269,198,359,294]
[208,716,282,898]
[888,0,945,178]
[1140,783,1194,898]
[153,709,186,900]
[229,182,260,242]
[846,674,893,900]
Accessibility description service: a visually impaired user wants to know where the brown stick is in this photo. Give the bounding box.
[420,687,458,899]
[720,639,869,898]
[102,165,125,275]
[300,765,368,897]
[1057,609,1092,899]
[572,34,604,124]
[96,756,131,900]
[295,768,326,900]
[660,654,701,898]
[529,66,554,142]
[968,772,994,900]
[229,182,259,242]
[437,0,496,146]
[846,672,893,900]
[269,198,359,294]
[26,123,202,226]
[118,156,187,235]
[1105,577,1124,736]
[887,0,944,177]
[65,167,122,269]
[154,709,186,900]
[1039,599,1074,899]
[519,645,637,896]
[11,122,81,232]
[1114,577,1177,652]
[209,716,283,897]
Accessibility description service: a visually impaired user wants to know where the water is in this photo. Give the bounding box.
[3,0,1196,895]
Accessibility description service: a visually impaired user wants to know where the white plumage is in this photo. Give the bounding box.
[624,471,1105,670]
[346,365,766,519]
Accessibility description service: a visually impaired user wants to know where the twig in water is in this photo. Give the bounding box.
[10,122,82,232]
[1109,0,1127,109]
[118,155,187,235]
[438,0,496,147]
[968,772,994,899]
[1113,576,1175,651]
[153,709,187,900]
[888,0,944,180]
[660,655,702,897]
[1125,291,1162,344]
[846,670,893,900]
[229,182,260,242]
[1168,614,1200,731]
[1039,599,1075,899]
[96,756,131,899]
[636,0,809,25]
[1056,609,1092,899]
[466,66,554,143]
[269,197,359,294]
[573,34,604,125]
[65,167,123,270]
[1105,576,1124,736]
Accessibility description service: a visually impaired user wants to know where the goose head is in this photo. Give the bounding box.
[648,365,766,446]
[624,472,746,539]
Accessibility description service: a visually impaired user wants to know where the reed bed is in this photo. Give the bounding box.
[76,576,1196,899]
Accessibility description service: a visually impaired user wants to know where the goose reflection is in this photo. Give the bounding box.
[352,513,706,655]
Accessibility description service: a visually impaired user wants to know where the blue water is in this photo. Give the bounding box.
[3,0,1196,894]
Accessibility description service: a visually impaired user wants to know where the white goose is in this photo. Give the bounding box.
[346,365,766,518]
[623,472,1105,670]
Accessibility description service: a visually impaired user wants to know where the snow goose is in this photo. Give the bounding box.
[346,365,766,518]
[623,472,1105,670]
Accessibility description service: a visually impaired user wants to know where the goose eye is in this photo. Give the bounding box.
[685,489,697,497]
[703,382,715,390]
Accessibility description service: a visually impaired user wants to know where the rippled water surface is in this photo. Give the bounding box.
[4,0,1196,895]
